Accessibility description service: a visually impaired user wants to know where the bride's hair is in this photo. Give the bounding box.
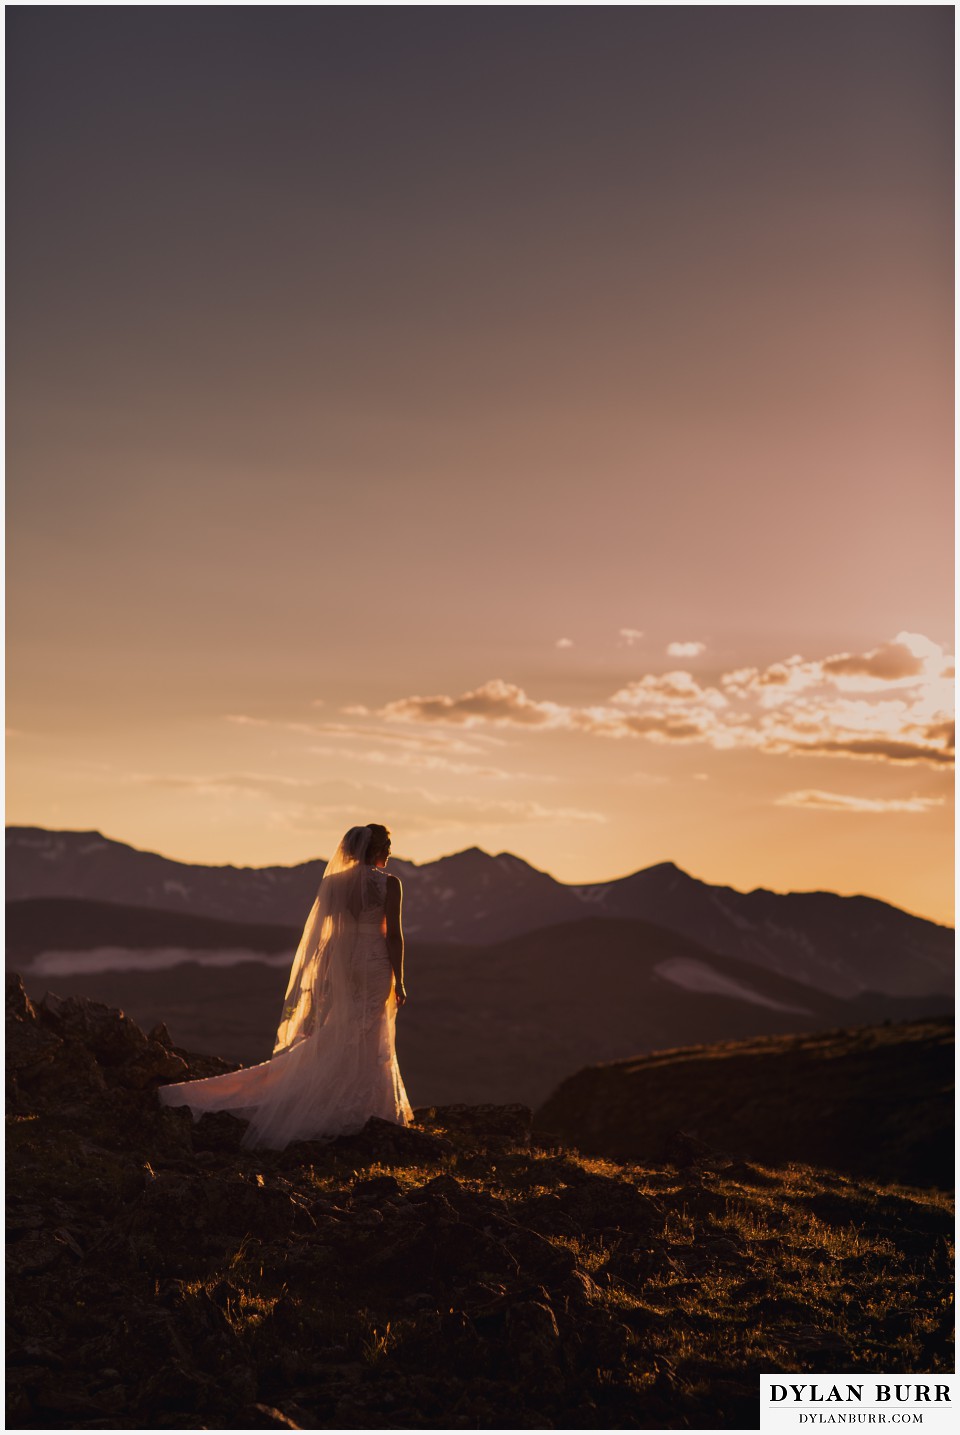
[338,823,391,865]
[365,823,391,861]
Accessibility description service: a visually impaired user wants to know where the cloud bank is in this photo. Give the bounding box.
[776,789,946,814]
[371,632,954,769]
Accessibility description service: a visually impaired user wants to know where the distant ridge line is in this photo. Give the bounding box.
[5,825,954,1001]
[5,823,950,920]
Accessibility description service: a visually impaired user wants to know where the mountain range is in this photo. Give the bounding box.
[10,904,951,1108]
[6,825,954,998]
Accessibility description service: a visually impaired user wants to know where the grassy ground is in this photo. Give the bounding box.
[6,978,954,1429]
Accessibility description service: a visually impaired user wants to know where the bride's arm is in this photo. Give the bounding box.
[385,874,406,1005]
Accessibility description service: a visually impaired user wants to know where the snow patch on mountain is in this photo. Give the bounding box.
[654,956,812,1015]
[570,884,612,905]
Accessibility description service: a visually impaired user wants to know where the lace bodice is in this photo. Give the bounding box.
[358,865,388,924]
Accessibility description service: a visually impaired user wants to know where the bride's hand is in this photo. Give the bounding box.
[394,980,407,1007]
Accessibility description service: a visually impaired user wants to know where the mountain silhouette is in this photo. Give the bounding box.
[6,826,954,999]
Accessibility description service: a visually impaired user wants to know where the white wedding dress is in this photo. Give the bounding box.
[158,836,414,1150]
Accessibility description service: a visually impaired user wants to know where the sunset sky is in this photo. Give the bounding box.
[6,6,954,924]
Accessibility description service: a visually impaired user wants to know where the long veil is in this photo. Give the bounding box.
[157,821,411,1149]
[272,824,376,1056]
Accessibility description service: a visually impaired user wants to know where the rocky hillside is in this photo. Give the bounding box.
[534,1019,955,1188]
[7,826,954,996]
[7,975,953,1430]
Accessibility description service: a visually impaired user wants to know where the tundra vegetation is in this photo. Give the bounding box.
[6,975,954,1430]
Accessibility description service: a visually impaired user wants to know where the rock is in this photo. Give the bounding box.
[125,1042,189,1089]
[5,1016,67,1087]
[525,1172,661,1237]
[149,1021,175,1048]
[6,980,188,1101]
[156,1103,196,1153]
[415,1103,533,1150]
[40,991,149,1062]
[702,1235,744,1263]
[506,1299,561,1376]
[418,1172,462,1200]
[598,1244,675,1291]
[6,1203,46,1235]
[355,1211,517,1291]
[328,1116,454,1165]
[116,1172,314,1273]
[6,1229,73,1277]
[251,1404,302,1429]
[7,972,37,1023]
[491,1216,578,1283]
[191,1110,250,1153]
[664,1128,729,1169]
[560,1268,602,1305]
[32,1385,123,1419]
[351,1174,403,1202]
[513,1190,580,1236]
[273,1138,334,1167]
[724,1159,780,1186]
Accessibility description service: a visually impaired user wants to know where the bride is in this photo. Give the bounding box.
[157,823,414,1149]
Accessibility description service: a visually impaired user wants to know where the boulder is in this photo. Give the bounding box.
[191,1110,250,1153]
[415,1103,532,1150]
[506,1299,562,1378]
[327,1116,454,1165]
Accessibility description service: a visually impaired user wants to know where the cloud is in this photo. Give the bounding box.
[267,785,606,838]
[224,713,494,754]
[618,628,644,646]
[609,710,720,743]
[371,632,954,769]
[224,714,321,737]
[721,632,951,705]
[775,789,946,814]
[132,771,317,800]
[555,637,574,649]
[135,760,594,845]
[666,641,706,657]
[772,734,954,766]
[435,796,606,827]
[380,679,570,729]
[747,694,955,766]
[610,671,729,710]
[305,743,551,782]
[820,633,932,684]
